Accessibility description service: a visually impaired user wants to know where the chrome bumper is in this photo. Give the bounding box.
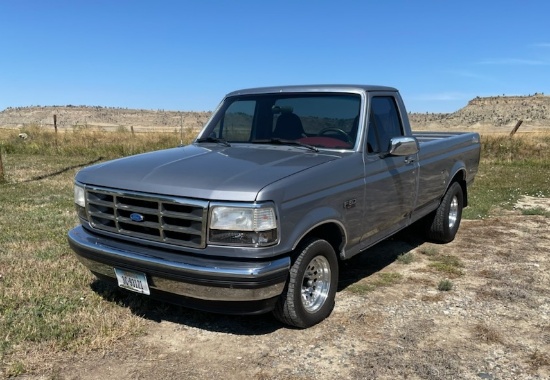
[68,226,290,302]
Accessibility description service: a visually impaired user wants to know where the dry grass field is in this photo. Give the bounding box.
[0,127,549,379]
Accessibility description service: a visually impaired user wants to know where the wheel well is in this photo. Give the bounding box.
[450,170,468,207]
[299,223,345,259]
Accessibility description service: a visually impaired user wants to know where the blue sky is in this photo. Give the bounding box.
[1,0,549,113]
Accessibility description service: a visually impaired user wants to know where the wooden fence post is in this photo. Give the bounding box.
[53,114,58,148]
[0,148,5,183]
[180,115,184,146]
[510,120,523,137]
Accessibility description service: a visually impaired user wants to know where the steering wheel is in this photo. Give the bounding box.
[319,128,352,144]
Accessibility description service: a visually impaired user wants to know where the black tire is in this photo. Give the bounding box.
[273,238,338,328]
[425,182,464,243]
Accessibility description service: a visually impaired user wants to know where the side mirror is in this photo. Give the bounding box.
[387,136,419,156]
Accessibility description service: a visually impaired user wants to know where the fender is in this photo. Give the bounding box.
[442,161,467,203]
[444,160,466,188]
[285,206,347,254]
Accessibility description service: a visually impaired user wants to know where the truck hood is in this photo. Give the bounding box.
[76,144,339,201]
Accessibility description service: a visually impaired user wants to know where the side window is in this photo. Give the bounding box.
[367,96,403,153]
[212,100,256,141]
[367,112,380,153]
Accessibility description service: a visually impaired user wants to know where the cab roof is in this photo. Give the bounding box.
[226,84,398,97]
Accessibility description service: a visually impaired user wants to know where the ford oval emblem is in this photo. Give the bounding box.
[130,213,145,222]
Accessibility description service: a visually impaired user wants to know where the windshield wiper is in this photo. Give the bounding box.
[251,138,319,153]
[196,136,231,147]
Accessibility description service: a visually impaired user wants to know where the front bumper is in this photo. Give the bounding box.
[68,226,290,311]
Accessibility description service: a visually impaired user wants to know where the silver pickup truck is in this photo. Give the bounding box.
[68,85,480,327]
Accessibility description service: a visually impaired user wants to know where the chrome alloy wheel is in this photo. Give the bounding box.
[449,195,459,229]
[301,255,331,313]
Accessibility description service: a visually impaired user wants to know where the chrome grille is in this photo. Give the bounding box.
[85,187,208,248]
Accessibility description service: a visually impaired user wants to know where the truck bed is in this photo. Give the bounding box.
[413,131,480,161]
[411,130,481,218]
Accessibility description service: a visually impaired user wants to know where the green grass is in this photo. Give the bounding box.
[0,154,149,376]
[521,207,550,217]
[348,272,403,294]
[463,133,550,219]
[463,159,550,219]
[0,125,197,375]
[397,252,414,264]
[418,245,440,257]
[428,255,464,277]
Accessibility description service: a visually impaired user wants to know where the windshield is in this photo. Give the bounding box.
[202,93,362,150]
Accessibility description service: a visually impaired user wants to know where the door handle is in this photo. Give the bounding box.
[404,156,415,164]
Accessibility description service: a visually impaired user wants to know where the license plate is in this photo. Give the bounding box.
[114,268,150,295]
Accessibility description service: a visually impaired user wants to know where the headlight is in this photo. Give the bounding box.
[209,204,278,246]
[210,206,276,230]
[74,183,87,221]
[74,184,85,207]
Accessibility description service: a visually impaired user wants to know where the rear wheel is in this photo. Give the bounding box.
[273,238,338,328]
[425,182,464,243]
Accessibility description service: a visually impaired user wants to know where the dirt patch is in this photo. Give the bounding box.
[18,203,550,380]
[515,195,550,213]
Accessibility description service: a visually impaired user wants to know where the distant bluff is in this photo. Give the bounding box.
[410,93,550,130]
[1,94,549,131]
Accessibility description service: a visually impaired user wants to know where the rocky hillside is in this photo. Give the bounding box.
[410,93,550,131]
[1,93,549,132]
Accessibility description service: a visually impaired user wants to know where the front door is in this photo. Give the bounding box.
[360,95,418,247]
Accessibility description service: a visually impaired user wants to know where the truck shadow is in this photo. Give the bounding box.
[338,226,426,291]
[89,225,426,335]
[90,278,282,335]
[20,157,104,183]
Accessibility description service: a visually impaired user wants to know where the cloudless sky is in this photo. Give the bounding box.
[1,0,549,113]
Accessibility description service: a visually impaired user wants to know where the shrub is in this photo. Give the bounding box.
[437,279,453,291]
[397,252,414,264]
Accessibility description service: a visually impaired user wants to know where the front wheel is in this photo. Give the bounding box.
[273,238,338,328]
[425,182,464,243]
